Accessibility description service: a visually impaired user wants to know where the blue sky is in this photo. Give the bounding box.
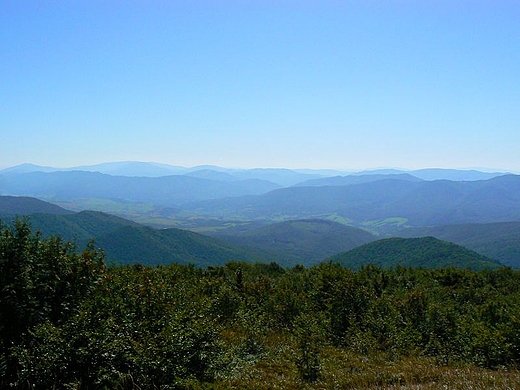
[1,1,519,171]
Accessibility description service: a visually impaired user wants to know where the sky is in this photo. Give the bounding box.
[1,1,519,171]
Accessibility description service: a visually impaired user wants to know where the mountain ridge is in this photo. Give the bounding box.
[0,171,281,205]
[1,162,509,182]
[186,175,520,229]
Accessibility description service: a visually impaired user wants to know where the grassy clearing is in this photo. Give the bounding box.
[201,347,520,389]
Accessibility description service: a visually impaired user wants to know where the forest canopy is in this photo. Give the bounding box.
[1,220,520,389]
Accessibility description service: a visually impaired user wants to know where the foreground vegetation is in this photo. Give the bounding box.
[1,221,520,389]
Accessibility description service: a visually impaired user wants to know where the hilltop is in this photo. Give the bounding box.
[328,236,502,271]
[0,196,268,267]
[0,195,72,217]
[399,222,520,268]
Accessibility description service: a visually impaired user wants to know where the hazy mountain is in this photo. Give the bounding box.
[352,169,406,176]
[186,175,520,229]
[212,219,376,267]
[232,168,325,187]
[0,171,280,205]
[410,168,508,181]
[2,162,507,184]
[389,175,520,226]
[73,161,188,177]
[185,179,421,221]
[353,168,507,181]
[294,173,422,187]
[0,163,60,174]
[328,237,502,271]
[398,222,520,268]
[183,169,238,181]
[0,195,72,217]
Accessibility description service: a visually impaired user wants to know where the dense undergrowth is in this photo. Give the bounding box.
[1,221,520,389]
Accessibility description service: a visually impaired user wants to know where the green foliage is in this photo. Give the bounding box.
[402,221,520,268]
[2,221,520,388]
[4,211,268,267]
[292,313,325,383]
[0,219,105,387]
[329,236,502,270]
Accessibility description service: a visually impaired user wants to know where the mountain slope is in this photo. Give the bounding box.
[212,219,376,266]
[4,209,269,267]
[0,195,72,217]
[25,210,140,246]
[328,237,502,270]
[95,225,267,267]
[398,222,520,268]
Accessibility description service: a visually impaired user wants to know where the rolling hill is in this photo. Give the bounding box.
[398,222,520,268]
[0,195,72,217]
[25,210,141,247]
[95,225,266,267]
[1,207,270,267]
[212,219,377,266]
[328,237,502,271]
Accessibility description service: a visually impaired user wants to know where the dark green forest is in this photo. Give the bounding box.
[2,221,520,389]
[329,237,502,271]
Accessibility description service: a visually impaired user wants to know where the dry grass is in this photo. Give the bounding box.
[195,345,520,390]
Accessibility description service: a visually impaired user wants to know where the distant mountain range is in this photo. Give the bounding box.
[294,173,422,187]
[186,175,520,228]
[2,163,519,232]
[0,170,281,205]
[0,162,328,187]
[1,161,509,184]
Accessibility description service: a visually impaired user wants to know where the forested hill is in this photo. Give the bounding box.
[0,195,72,216]
[1,209,269,267]
[399,222,520,268]
[328,236,502,270]
[95,225,268,267]
[23,210,141,246]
